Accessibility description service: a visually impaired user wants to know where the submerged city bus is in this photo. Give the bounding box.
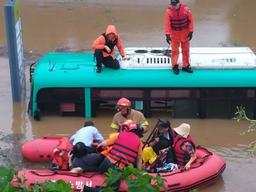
[28,47,256,120]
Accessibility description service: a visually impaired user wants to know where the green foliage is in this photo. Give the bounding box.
[30,180,73,192]
[0,166,16,192]
[0,166,72,192]
[234,106,256,153]
[101,165,168,192]
[247,140,256,153]
[0,166,15,182]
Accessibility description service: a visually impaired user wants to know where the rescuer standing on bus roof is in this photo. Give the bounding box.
[164,0,194,75]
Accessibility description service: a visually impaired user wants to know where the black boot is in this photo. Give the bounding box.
[96,66,102,73]
[94,49,103,73]
[182,65,193,73]
[172,65,179,75]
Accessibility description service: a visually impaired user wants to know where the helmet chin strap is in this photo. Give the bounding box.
[121,108,130,117]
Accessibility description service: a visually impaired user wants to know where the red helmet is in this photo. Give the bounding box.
[117,97,131,108]
[120,120,137,132]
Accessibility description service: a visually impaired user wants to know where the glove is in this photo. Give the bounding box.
[136,125,144,137]
[122,56,129,61]
[166,34,171,44]
[187,32,193,41]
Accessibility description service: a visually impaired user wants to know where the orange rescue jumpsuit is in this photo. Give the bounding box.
[164,3,194,68]
[92,25,125,70]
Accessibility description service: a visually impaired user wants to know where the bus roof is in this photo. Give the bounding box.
[33,52,256,90]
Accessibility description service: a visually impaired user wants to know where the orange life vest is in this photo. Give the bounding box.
[173,134,195,166]
[102,33,118,53]
[108,132,140,166]
[169,3,190,31]
[52,137,73,170]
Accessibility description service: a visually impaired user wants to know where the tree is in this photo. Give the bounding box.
[234,106,256,153]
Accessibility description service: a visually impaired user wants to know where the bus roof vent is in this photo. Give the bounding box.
[150,50,163,54]
[135,50,148,53]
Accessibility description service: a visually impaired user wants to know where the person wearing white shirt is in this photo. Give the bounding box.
[70,121,104,152]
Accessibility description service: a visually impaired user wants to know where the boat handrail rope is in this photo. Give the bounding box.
[186,146,213,170]
[30,169,100,178]
[30,170,59,177]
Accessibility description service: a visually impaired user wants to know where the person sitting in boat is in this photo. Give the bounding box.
[172,123,197,170]
[110,97,149,133]
[142,119,176,168]
[69,142,108,174]
[92,24,128,73]
[70,120,104,153]
[98,120,144,170]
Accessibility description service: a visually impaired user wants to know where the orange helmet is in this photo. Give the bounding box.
[117,97,131,108]
[120,120,137,132]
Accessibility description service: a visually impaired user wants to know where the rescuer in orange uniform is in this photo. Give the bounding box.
[164,0,194,75]
[92,25,127,73]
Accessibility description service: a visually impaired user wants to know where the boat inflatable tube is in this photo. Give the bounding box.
[19,139,226,192]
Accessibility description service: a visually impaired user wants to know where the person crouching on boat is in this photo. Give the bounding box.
[110,97,149,133]
[164,0,194,74]
[98,120,144,170]
[69,142,107,174]
[70,120,104,153]
[92,24,127,73]
[142,119,176,167]
[173,123,196,170]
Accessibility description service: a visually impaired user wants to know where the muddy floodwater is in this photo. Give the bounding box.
[1,0,256,191]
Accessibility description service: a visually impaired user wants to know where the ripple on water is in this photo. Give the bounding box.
[211,145,255,161]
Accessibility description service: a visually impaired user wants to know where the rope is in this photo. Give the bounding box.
[30,169,100,178]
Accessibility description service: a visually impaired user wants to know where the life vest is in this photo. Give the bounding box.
[51,137,73,170]
[102,33,118,53]
[173,134,195,166]
[169,3,190,31]
[108,132,140,166]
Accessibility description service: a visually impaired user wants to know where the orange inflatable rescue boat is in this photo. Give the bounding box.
[19,137,225,191]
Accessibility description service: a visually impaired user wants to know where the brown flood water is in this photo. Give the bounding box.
[1,0,256,191]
